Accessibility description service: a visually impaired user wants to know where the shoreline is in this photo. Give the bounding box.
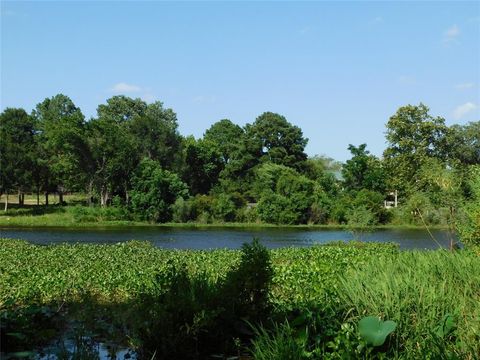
[0,221,450,231]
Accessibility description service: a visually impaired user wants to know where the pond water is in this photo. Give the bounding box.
[0,226,456,250]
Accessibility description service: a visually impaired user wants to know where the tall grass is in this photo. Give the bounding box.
[337,250,480,358]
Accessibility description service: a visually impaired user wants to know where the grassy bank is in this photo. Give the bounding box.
[0,204,449,230]
[1,239,478,358]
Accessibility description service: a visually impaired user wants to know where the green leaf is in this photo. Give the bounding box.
[358,316,397,347]
[434,314,456,338]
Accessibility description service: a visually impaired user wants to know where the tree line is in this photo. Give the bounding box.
[1,95,479,230]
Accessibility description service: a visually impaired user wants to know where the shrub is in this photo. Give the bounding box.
[171,197,195,223]
[130,158,189,222]
[212,193,237,222]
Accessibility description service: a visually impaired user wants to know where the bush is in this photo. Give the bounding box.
[131,239,273,358]
[69,205,129,223]
[212,193,237,222]
[457,166,480,246]
[130,158,189,222]
[171,197,195,223]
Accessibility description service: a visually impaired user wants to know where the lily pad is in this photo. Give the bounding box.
[358,316,397,346]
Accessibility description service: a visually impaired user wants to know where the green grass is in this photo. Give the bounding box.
[337,250,480,358]
[0,204,449,229]
[1,239,477,358]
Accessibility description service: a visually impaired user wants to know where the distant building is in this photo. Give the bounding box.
[384,190,398,208]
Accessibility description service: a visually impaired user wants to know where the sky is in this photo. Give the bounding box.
[1,1,479,161]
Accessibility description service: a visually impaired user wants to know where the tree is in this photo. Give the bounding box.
[342,144,386,193]
[447,121,480,166]
[33,94,89,204]
[129,101,182,169]
[383,103,449,195]
[182,137,224,195]
[0,108,36,208]
[204,119,244,165]
[87,113,137,206]
[221,112,308,196]
[246,112,308,169]
[97,95,147,124]
[130,158,189,222]
[255,163,317,224]
[456,166,480,246]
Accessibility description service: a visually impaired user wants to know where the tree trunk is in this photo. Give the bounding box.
[100,186,108,207]
[59,191,64,205]
[45,192,49,206]
[124,181,129,205]
[37,190,40,206]
[4,193,8,212]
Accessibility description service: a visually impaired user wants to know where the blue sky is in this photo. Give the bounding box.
[1,1,479,161]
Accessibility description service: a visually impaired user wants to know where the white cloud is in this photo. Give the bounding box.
[443,25,460,43]
[453,102,477,120]
[454,82,475,90]
[110,82,142,93]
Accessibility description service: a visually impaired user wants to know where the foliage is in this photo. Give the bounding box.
[447,121,480,166]
[33,94,89,195]
[203,119,244,164]
[250,112,308,168]
[128,101,182,168]
[358,316,397,347]
[1,100,478,229]
[0,108,36,198]
[1,239,478,358]
[456,165,480,246]
[211,193,237,222]
[130,158,188,222]
[255,163,318,224]
[383,103,450,195]
[182,137,224,195]
[70,204,130,223]
[250,321,307,360]
[342,144,386,193]
[337,250,480,358]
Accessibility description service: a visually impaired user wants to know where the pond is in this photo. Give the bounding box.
[0,226,456,250]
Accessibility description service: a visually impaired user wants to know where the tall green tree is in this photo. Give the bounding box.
[383,103,449,195]
[33,94,88,204]
[0,108,36,208]
[182,137,224,195]
[97,95,147,123]
[447,121,480,166]
[246,112,308,169]
[342,144,386,193]
[87,102,138,206]
[222,112,308,195]
[204,119,244,164]
[129,101,182,169]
